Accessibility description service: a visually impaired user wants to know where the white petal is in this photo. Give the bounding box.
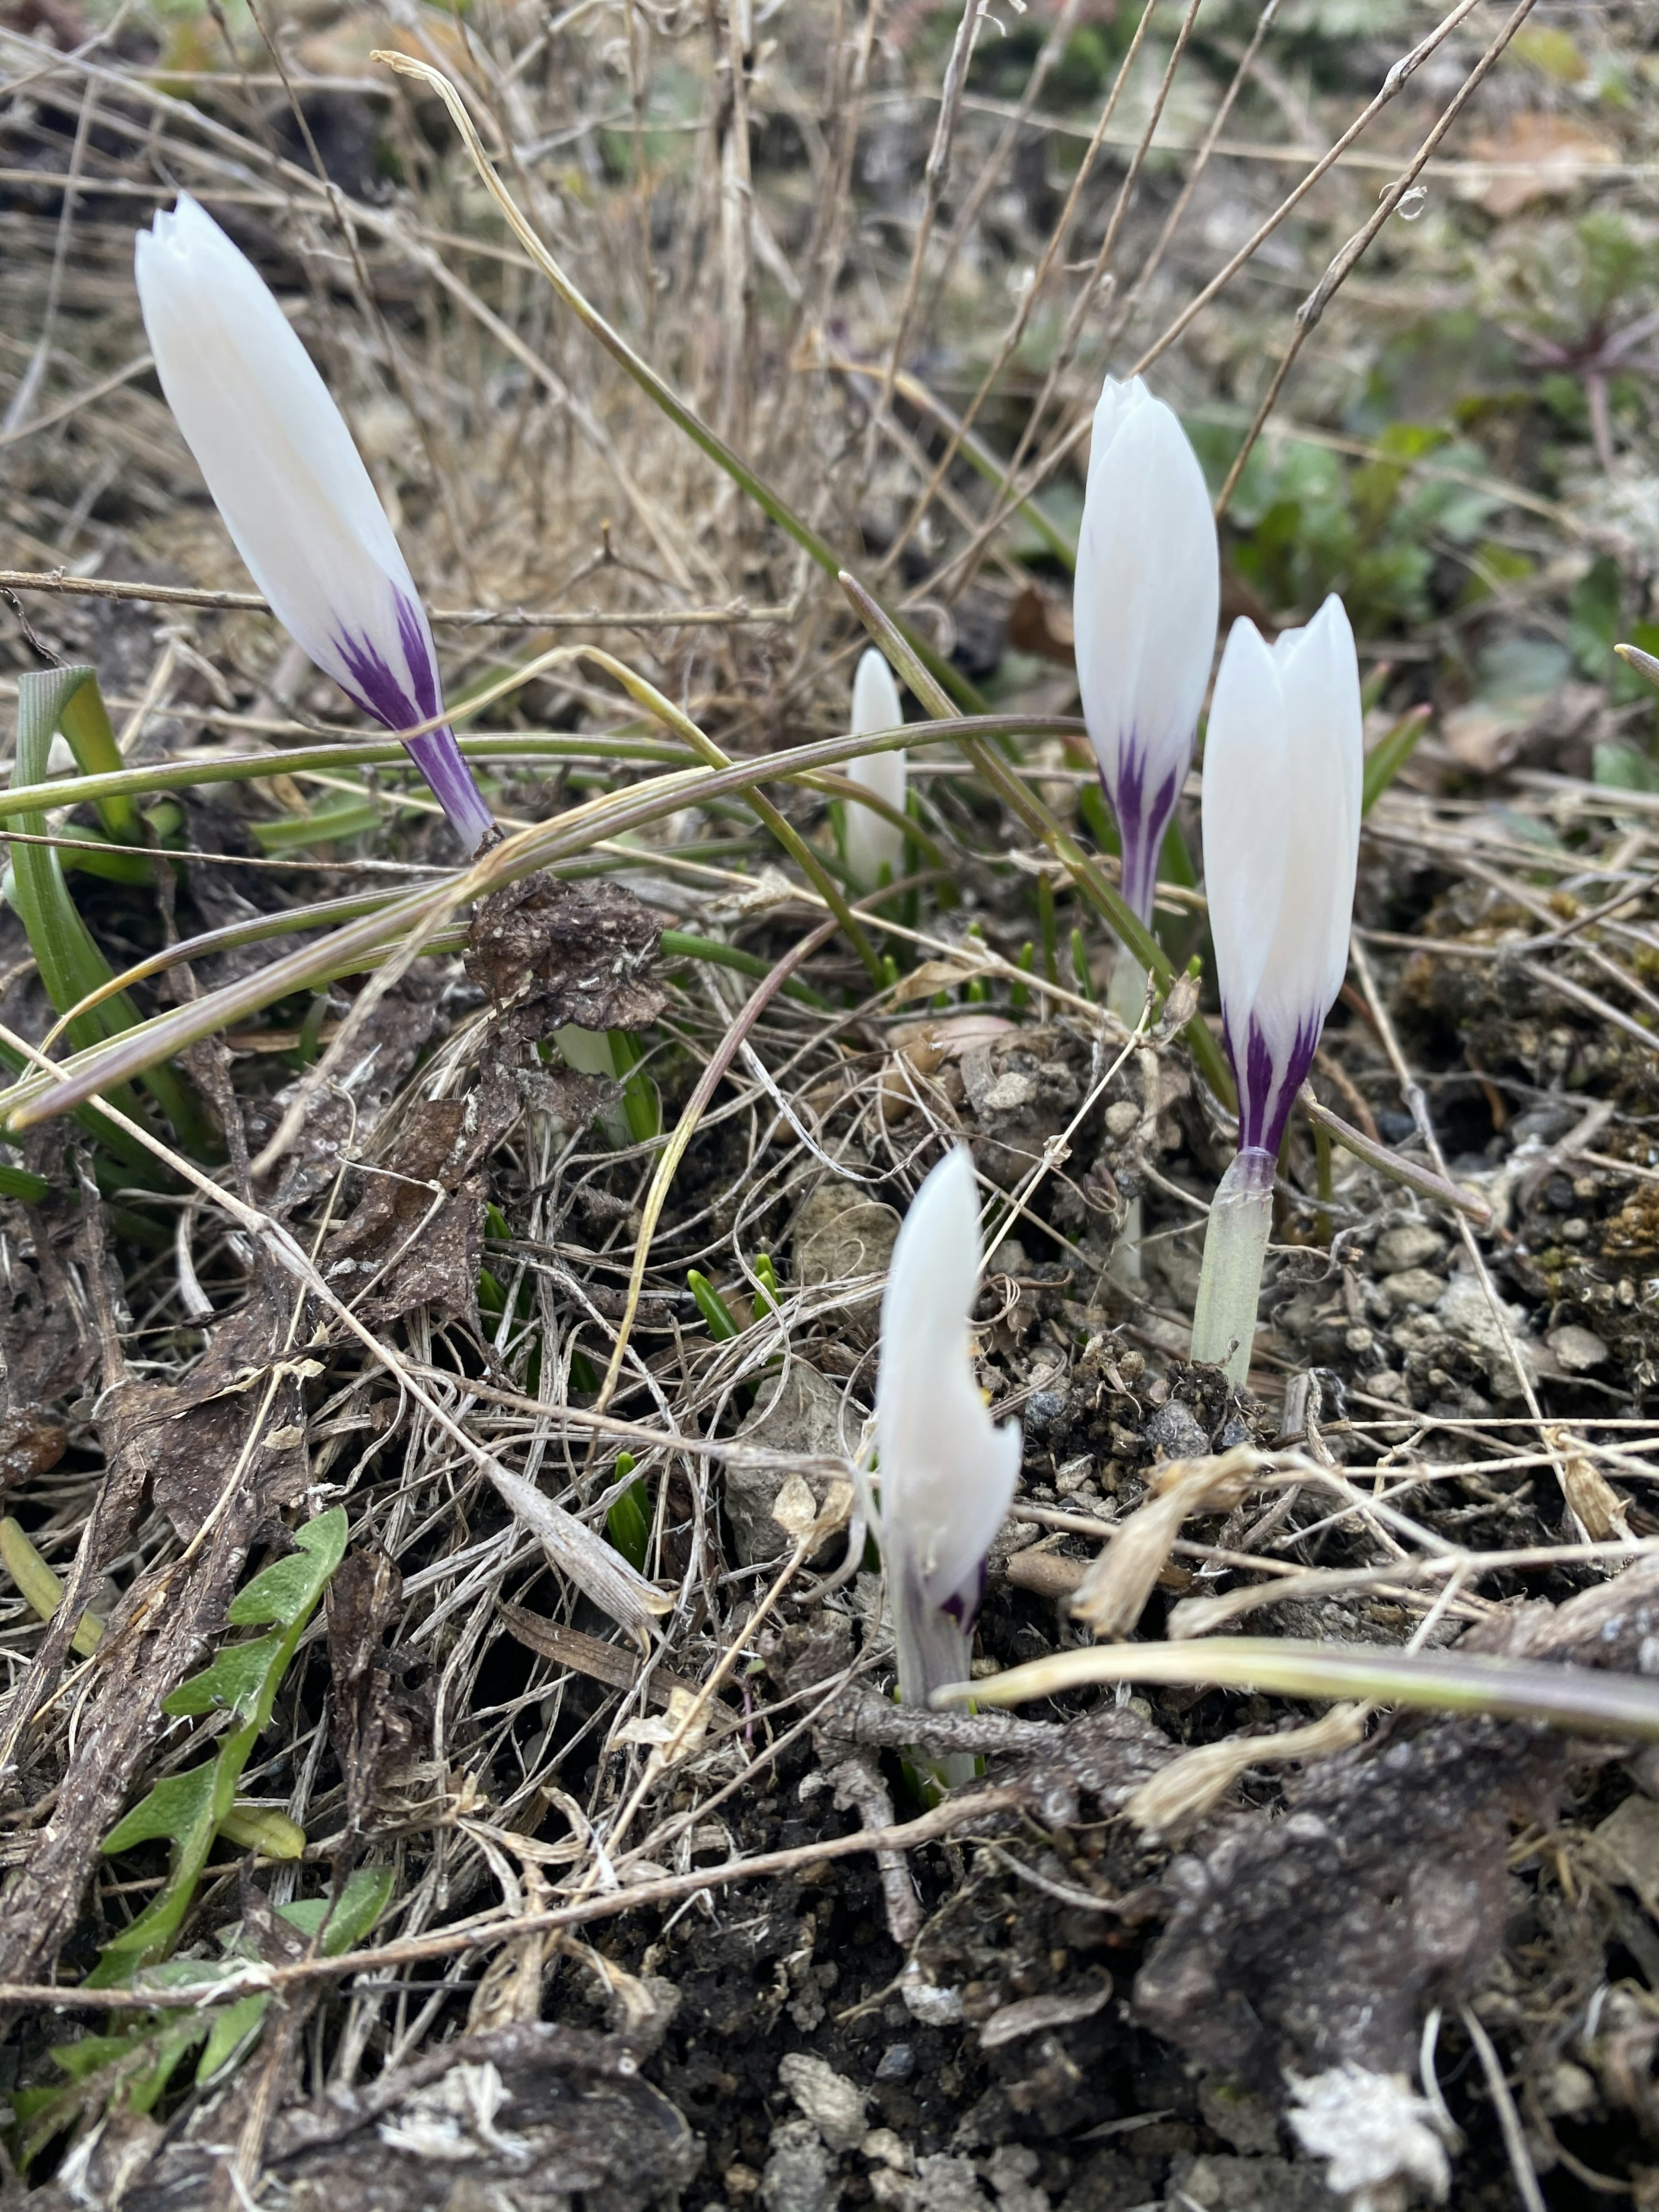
[845,650,907,887]
[1074,377,1219,801]
[135,195,429,717]
[1201,617,1290,1038]
[876,1148,1020,1620]
[1251,595,1363,1045]
[852,647,903,740]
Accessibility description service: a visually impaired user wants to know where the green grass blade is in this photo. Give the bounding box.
[944,1634,1659,1738]
[10,670,210,1149]
[0,713,1084,1130]
[1362,706,1430,815]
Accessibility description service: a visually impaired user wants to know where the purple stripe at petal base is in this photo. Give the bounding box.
[407,728,496,854]
[332,590,496,852]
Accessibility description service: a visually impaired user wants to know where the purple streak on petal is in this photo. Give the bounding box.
[1225,1008,1322,1159]
[1100,742,1183,928]
[331,586,496,852]
[407,728,496,852]
[935,1555,989,1634]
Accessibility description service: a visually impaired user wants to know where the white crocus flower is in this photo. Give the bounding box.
[1190,593,1363,1387]
[844,648,908,891]
[870,1147,1020,1732]
[1202,593,1364,1160]
[134,194,495,853]
[1074,375,1219,932]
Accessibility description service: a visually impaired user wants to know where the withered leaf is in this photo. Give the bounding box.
[0,1407,67,1493]
[326,1072,522,1321]
[327,1545,404,1834]
[103,1287,312,1541]
[465,875,667,1040]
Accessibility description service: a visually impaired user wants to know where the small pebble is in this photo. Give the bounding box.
[1380,1268,1447,1312]
[1145,1399,1209,1459]
[861,2129,912,2172]
[1549,1323,1609,1373]
[874,2044,914,2082]
[1374,1223,1445,1274]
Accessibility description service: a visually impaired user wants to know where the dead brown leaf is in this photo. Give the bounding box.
[1460,111,1617,216]
[465,875,667,1044]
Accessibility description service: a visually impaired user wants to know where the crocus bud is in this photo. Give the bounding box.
[135,195,495,854]
[844,648,907,891]
[1074,376,1219,925]
[1190,594,1363,1387]
[1201,593,1363,1160]
[870,1147,1020,1739]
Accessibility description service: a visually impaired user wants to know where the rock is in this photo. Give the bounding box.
[862,2131,912,2173]
[1373,1222,1447,1274]
[778,2054,867,2154]
[1285,2064,1452,2208]
[790,1182,900,1341]
[763,2121,838,2212]
[1435,1273,1537,1398]
[727,1365,851,1565]
[1103,1100,1139,1141]
[1164,2152,1330,2210]
[1549,1322,1610,1373]
[900,1968,963,2025]
[1368,1369,1408,1402]
[874,2046,914,2083]
[1597,1792,1659,1894]
[1198,2081,1279,2157]
[1145,1399,1209,1461]
[1379,1268,1447,1312]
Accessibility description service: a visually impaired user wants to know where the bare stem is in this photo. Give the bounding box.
[1190,1147,1275,1388]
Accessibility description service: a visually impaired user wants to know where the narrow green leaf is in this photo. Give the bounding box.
[607,1465,652,1573]
[0,715,1080,1131]
[687,1270,739,1339]
[10,669,208,1147]
[1361,706,1430,814]
[56,669,139,839]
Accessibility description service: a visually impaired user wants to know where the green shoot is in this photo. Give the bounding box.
[1070,927,1094,1002]
[87,1507,349,1988]
[1037,876,1059,986]
[753,1252,781,1313]
[687,1269,740,1339]
[1011,941,1034,1012]
[605,1452,652,1572]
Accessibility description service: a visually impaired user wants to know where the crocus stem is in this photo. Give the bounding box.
[1190,1147,1275,1389]
[1106,955,1147,1283]
[1106,951,1147,1032]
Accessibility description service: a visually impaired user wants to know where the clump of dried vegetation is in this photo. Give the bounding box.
[6,0,1659,2206]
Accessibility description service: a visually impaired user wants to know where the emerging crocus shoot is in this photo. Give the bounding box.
[1074,375,1219,1029]
[843,648,908,892]
[867,1147,1020,1786]
[1191,594,1363,1388]
[134,194,496,854]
